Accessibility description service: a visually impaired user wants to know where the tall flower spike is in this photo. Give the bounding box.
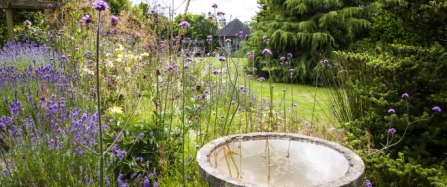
[92,0,108,11]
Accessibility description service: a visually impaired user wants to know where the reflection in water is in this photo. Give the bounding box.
[210,139,349,186]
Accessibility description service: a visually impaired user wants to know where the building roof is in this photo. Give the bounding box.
[217,19,250,37]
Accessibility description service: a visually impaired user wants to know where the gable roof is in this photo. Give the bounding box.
[217,19,250,37]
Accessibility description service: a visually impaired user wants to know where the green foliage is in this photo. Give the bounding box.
[173,13,218,40]
[379,0,447,46]
[106,0,131,15]
[363,152,447,187]
[331,43,447,186]
[247,0,378,83]
[0,10,45,46]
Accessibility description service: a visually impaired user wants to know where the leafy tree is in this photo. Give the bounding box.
[247,0,379,83]
[173,13,218,41]
[106,0,131,15]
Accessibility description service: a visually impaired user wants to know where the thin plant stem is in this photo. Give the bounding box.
[95,11,104,187]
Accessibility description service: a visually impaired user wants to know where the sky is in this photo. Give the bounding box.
[129,0,260,22]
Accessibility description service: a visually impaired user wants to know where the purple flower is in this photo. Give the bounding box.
[364,179,372,187]
[432,106,442,113]
[2,168,9,175]
[111,15,118,24]
[212,3,218,8]
[388,108,395,114]
[60,55,67,60]
[262,49,272,56]
[246,51,254,60]
[257,77,265,82]
[280,56,286,61]
[135,157,144,162]
[82,14,92,24]
[388,128,396,134]
[231,100,236,105]
[287,53,293,58]
[178,21,190,29]
[116,150,126,160]
[92,0,108,11]
[138,132,145,139]
[206,35,212,42]
[401,93,409,99]
[218,56,226,62]
[217,11,225,16]
[153,181,159,187]
[225,38,231,43]
[143,178,150,187]
[76,147,83,156]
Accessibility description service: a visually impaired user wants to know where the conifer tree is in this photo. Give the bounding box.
[247,0,379,83]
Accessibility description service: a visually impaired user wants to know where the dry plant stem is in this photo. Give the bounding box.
[95,11,104,187]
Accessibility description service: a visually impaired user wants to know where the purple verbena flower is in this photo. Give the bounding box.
[178,21,190,29]
[364,179,372,187]
[432,106,442,113]
[280,56,286,61]
[111,15,118,24]
[218,56,226,62]
[92,0,108,11]
[262,48,272,56]
[83,14,92,24]
[225,38,231,43]
[257,77,265,82]
[401,93,409,99]
[388,108,395,114]
[212,3,218,9]
[388,128,396,134]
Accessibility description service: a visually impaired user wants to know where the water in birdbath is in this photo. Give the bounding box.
[210,138,349,186]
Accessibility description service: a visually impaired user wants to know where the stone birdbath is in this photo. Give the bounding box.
[197,132,364,187]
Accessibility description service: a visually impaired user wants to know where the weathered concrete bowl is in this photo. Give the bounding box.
[197,132,364,187]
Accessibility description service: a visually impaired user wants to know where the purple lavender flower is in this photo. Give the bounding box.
[116,150,126,160]
[219,56,226,62]
[364,179,372,187]
[92,0,108,11]
[432,106,442,113]
[388,108,395,114]
[401,93,409,99]
[143,178,150,187]
[388,128,396,134]
[136,156,144,162]
[178,21,190,29]
[111,15,118,25]
[83,14,92,24]
[262,49,272,56]
[2,168,9,175]
[153,181,159,187]
[138,132,145,139]
[76,147,83,156]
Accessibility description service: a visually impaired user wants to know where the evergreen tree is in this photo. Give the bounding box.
[247,0,379,83]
